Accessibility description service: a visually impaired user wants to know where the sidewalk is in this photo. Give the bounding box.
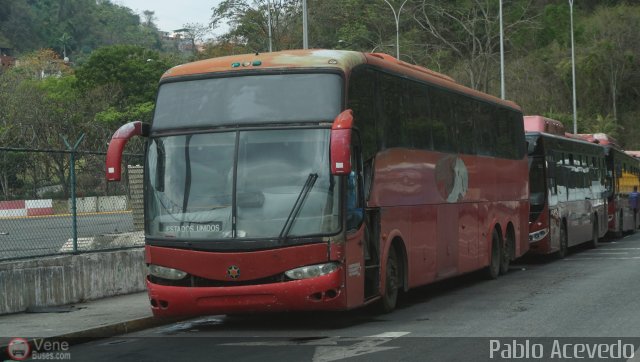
[0,292,177,348]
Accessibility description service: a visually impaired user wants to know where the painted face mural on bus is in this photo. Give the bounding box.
[435,155,469,203]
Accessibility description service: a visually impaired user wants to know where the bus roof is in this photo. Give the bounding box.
[161,49,521,112]
[568,133,620,148]
[161,49,366,79]
[523,115,565,136]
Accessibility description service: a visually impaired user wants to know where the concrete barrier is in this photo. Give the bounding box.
[68,196,128,213]
[72,197,98,213]
[0,248,147,315]
[0,199,54,218]
[97,196,128,212]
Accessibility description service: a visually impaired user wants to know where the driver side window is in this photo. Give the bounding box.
[347,132,365,231]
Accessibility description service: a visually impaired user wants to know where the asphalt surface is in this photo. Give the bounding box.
[0,212,134,260]
[60,232,640,362]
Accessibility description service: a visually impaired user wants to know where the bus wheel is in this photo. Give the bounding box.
[558,223,568,259]
[375,246,399,313]
[500,236,511,275]
[485,230,501,279]
[588,218,599,249]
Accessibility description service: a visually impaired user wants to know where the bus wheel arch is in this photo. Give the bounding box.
[375,237,407,313]
[485,225,503,279]
[501,223,516,275]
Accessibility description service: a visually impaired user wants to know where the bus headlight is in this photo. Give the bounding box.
[148,264,187,280]
[529,228,549,242]
[285,262,339,280]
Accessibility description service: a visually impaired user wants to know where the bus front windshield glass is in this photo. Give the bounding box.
[529,157,546,206]
[145,129,340,241]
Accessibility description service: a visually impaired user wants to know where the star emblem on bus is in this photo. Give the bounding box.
[227,265,240,279]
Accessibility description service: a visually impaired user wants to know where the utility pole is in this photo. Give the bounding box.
[569,0,578,134]
[383,0,408,59]
[302,0,308,49]
[267,0,273,52]
[499,0,505,100]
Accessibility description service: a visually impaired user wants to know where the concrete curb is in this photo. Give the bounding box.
[1,315,186,353]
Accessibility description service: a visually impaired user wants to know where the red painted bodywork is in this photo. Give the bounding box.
[122,50,530,317]
[527,204,554,254]
[367,149,529,287]
[146,243,350,316]
[106,121,149,181]
[523,115,565,136]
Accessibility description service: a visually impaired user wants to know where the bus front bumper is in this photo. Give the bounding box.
[146,269,346,317]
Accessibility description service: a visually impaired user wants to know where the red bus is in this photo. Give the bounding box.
[572,134,640,236]
[106,50,529,316]
[524,116,607,257]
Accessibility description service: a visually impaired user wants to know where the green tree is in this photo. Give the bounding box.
[75,45,170,106]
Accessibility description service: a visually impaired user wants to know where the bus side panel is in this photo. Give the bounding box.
[409,205,437,287]
[344,226,366,309]
[458,203,479,274]
[378,206,411,287]
[436,204,458,279]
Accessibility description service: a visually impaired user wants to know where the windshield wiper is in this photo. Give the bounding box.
[279,173,318,243]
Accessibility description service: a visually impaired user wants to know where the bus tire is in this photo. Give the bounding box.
[557,222,568,259]
[500,233,512,275]
[375,246,399,313]
[485,230,501,280]
[588,217,599,249]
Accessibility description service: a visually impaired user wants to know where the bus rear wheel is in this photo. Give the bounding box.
[500,234,512,275]
[375,246,399,313]
[485,230,501,280]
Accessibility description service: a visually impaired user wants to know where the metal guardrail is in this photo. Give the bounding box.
[0,147,144,261]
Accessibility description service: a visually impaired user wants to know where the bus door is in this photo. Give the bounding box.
[344,132,379,307]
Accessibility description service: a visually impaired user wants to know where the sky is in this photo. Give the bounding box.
[114,0,226,34]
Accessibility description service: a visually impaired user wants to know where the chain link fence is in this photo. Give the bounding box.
[0,147,144,261]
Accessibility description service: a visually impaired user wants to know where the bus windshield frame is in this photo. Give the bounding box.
[145,127,342,249]
[152,72,343,131]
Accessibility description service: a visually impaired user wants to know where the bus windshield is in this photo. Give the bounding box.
[145,128,341,241]
[152,73,342,130]
[529,156,546,206]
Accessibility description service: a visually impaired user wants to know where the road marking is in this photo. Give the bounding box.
[597,248,640,250]
[312,332,410,362]
[220,338,339,347]
[587,252,629,254]
[219,332,411,362]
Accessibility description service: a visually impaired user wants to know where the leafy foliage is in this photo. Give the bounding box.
[75,45,170,106]
[2,0,640,149]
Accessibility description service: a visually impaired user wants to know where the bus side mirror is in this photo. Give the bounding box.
[330,109,354,175]
[106,121,150,181]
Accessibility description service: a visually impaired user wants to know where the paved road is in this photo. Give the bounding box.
[0,212,135,260]
[63,233,640,361]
